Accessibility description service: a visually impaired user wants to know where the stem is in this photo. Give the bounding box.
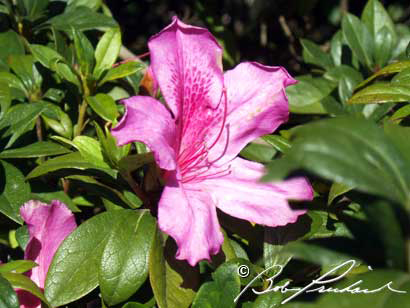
[122,171,150,207]
[36,117,43,142]
[75,98,88,137]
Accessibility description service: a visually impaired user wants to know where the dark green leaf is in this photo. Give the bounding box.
[26,152,116,179]
[2,272,49,305]
[99,211,156,305]
[0,160,31,224]
[287,76,336,114]
[48,6,117,32]
[356,61,410,89]
[20,0,49,21]
[45,209,152,306]
[0,274,19,308]
[30,44,65,70]
[300,39,333,69]
[0,141,70,158]
[0,30,24,63]
[72,29,95,76]
[274,117,410,206]
[342,13,374,69]
[192,262,240,308]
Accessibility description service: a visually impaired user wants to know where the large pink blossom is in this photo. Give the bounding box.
[17,200,77,308]
[112,17,313,266]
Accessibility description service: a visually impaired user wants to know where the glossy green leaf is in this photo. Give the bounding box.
[149,231,197,308]
[70,135,110,168]
[2,272,49,305]
[330,31,343,67]
[262,135,291,153]
[26,152,116,179]
[0,160,31,224]
[48,6,117,32]
[287,76,336,114]
[86,93,118,122]
[374,26,395,67]
[275,117,410,206]
[8,55,42,95]
[342,13,374,69]
[0,141,70,158]
[45,209,151,306]
[72,29,95,76]
[192,262,240,308]
[0,274,19,308]
[0,260,38,274]
[55,62,81,88]
[99,211,156,305]
[67,0,101,10]
[99,61,145,85]
[349,82,410,104]
[361,0,397,43]
[240,139,276,163]
[20,0,49,21]
[300,39,333,69]
[0,82,11,120]
[356,61,410,89]
[94,28,122,78]
[30,44,65,70]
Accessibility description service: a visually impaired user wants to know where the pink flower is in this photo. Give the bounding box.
[17,200,77,308]
[112,17,313,266]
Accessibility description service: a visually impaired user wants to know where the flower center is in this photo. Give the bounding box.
[177,88,231,183]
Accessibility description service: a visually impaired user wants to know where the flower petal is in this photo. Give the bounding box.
[158,172,224,266]
[148,16,224,153]
[203,158,313,227]
[20,200,77,288]
[208,62,296,164]
[111,96,177,170]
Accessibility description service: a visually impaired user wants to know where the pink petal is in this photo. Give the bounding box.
[208,62,297,164]
[20,200,77,288]
[203,158,313,227]
[148,17,223,125]
[111,96,177,170]
[158,171,224,266]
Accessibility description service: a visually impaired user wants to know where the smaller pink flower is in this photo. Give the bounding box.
[17,200,77,308]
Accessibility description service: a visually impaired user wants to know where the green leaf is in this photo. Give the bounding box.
[8,55,42,95]
[2,272,49,305]
[94,28,122,78]
[149,231,197,308]
[328,182,353,205]
[26,152,116,179]
[356,60,410,89]
[0,160,31,224]
[0,102,47,148]
[330,31,343,67]
[240,139,276,163]
[300,39,333,69]
[0,274,19,308]
[45,209,152,306]
[19,0,49,21]
[67,0,102,10]
[48,6,117,32]
[349,82,410,104]
[99,61,145,85]
[275,117,410,206]
[86,93,118,122]
[32,190,80,213]
[30,44,65,70]
[72,29,95,76]
[361,0,397,44]
[342,13,374,69]
[316,270,410,307]
[55,62,81,88]
[41,104,73,139]
[391,104,410,123]
[0,141,70,158]
[287,76,336,114]
[374,26,395,67]
[0,82,11,120]
[192,262,240,308]
[70,135,110,168]
[99,211,156,305]
[262,135,291,153]
[0,260,38,274]
[0,30,25,63]
[252,291,282,308]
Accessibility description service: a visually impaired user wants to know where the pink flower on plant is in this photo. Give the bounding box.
[17,200,77,308]
[112,17,313,266]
